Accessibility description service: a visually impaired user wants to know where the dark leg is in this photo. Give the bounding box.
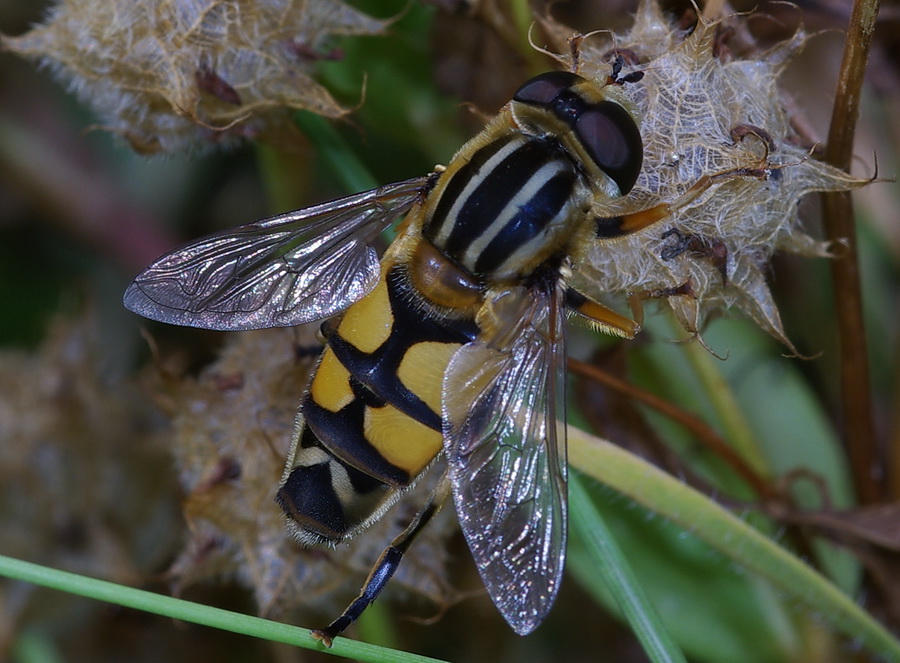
[314,474,452,647]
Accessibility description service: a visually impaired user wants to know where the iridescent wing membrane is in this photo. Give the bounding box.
[124,177,430,330]
[442,281,568,635]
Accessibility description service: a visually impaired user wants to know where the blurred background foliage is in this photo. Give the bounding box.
[0,0,898,661]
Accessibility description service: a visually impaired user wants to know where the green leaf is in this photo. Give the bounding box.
[567,428,900,663]
[569,473,687,663]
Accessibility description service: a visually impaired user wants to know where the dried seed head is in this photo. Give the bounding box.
[2,0,388,153]
[542,0,871,350]
[0,315,179,588]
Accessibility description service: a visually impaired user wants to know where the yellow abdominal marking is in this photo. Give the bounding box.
[397,341,460,414]
[309,349,354,412]
[364,404,443,476]
[337,275,393,353]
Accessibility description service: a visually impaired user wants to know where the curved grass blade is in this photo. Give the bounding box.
[569,472,687,663]
[0,554,447,663]
[568,428,900,662]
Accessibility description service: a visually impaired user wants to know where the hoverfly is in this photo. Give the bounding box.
[125,57,718,643]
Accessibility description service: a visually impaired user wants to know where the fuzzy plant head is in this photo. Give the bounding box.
[1,0,387,153]
[543,0,870,351]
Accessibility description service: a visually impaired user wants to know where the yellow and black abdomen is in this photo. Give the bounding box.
[277,70,647,549]
[277,262,478,545]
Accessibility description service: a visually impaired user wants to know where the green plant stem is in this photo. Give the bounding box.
[0,554,446,663]
[293,111,378,193]
[677,322,770,483]
[567,427,900,661]
[13,630,64,663]
[255,143,315,213]
[822,0,882,503]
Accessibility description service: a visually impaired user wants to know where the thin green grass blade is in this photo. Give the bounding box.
[0,554,446,663]
[569,473,687,663]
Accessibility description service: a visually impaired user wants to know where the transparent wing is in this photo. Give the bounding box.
[124,176,430,330]
[442,281,568,635]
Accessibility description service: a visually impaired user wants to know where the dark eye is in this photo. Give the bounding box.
[575,101,643,194]
[513,71,643,195]
[513,71,584,106]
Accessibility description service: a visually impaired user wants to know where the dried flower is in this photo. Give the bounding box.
[0,315,179,638]
[2,0,388,153]
[542,0,871,350]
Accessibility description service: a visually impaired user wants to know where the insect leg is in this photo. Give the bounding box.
[660,228,729,282]
[565,287,643,339]
[313,473,452,647]
[595,163,775,240]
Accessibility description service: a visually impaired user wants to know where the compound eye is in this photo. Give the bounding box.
[513,71,584,106]
[575,101,643,194]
